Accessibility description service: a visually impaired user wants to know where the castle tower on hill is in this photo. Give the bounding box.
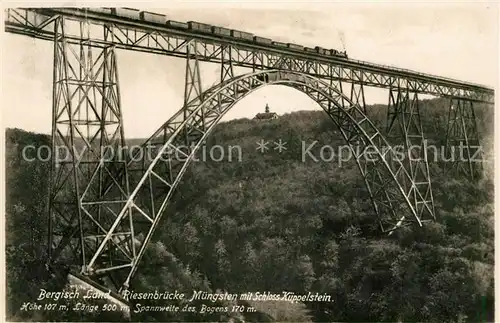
[254,103,279,120]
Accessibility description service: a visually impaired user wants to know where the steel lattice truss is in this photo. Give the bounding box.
[445,99,483,179]
[48,17,133,275]
[4,7,492,295]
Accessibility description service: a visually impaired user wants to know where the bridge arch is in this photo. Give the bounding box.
[84,69,433,292]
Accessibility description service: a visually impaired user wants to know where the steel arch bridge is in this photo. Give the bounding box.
[4,7,494,297]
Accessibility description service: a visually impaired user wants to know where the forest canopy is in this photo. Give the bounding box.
[5,97,494,322]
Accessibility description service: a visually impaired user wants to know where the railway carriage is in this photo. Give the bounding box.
[253,36,272,45]
[212,26,231,37]
[88,8,113,15]
[272,41,287,48]
[166,20,188,29]
[111,8,141,20]
[287,43,304,51]
[231,30,254,41]
[139,11,166,24]
[188,21,212,34]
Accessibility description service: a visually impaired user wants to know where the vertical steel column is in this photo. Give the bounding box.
[327,66,345,113]
[350,81,367,115]
[251,50,256,73]
[220,44,234,82]
[219,44,234,114]
[183,40,203,145]
[47,16,132,290]
[385,87,435,229]
[444,98,483,179]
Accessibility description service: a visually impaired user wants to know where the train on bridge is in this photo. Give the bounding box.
[89,7,348,59]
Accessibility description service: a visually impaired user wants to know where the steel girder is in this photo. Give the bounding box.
[73,69,436,294]
[445,99,483,179]
[4,8,494,103]
[47,16,133,286]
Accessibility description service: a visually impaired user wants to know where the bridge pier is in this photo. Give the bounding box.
[384,87,435,229]
[444,98,483,179]
[47,16,133,293]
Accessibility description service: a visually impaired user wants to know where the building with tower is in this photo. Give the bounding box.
[253,103,279,120]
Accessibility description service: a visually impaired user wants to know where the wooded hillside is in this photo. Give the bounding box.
[5,97,494,322]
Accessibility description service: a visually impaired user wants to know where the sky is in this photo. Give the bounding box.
[1,2,498,138]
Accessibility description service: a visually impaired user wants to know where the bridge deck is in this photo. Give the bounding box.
[4,7,494,103]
